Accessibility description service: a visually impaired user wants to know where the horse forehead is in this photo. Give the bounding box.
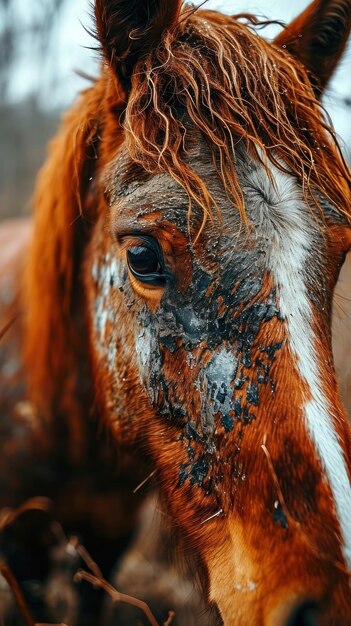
[112,169,187,217]
[108,146,322,248]
[109,141,224,219]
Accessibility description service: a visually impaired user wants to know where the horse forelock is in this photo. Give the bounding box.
[121,7,350,233]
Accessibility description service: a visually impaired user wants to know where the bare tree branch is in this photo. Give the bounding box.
[74,541,176,626]
[0,562,35,626]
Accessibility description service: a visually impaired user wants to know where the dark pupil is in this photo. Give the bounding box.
[127,245,160,275]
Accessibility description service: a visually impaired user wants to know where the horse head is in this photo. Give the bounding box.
[25,1,351,624]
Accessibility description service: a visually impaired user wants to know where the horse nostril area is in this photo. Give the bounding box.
[285,600,319,626]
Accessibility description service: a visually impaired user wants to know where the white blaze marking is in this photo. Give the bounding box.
[249,163,351,568]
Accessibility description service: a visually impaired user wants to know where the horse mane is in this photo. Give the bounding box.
[23,77,125,445]
[23,6,351,427]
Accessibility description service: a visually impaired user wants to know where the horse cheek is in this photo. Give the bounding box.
[85,233,150,443]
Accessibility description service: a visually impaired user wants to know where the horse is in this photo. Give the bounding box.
[1,0,351,624]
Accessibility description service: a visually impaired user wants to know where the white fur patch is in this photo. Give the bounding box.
[135,323,153,370]
[250,162,351,568]
[92,253,125,360]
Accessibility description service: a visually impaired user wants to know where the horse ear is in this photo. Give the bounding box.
[274,0,351,95]
[94,0,182,89]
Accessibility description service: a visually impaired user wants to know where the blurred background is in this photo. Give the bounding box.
[0,0,350,221]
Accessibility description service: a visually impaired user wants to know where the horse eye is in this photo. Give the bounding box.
[127,245,166,286]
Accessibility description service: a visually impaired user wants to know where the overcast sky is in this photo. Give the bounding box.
[3,0,351,146]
